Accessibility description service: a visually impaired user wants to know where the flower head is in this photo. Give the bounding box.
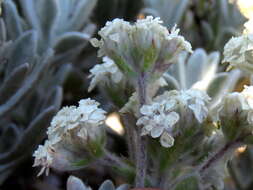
[33,98,106,175]
[222,34,253,72]
[137,99,179,148]
[154,89,211,123]
[91,16,192,77]
[137,89,210,148]
[88,57,123,92]
[217,86,253,140]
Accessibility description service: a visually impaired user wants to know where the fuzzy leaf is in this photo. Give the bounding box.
[35,0,59,40]
[163,73,180,90]
[201,51,219,80]
[7,30,37,75]
[0,123,21,153]
[206,73,228,99]
[116,184,130,190]
[42,86,63,111]
[2,0,23,40]
[201,21,214,43]
[186,49,207,88]
[53,64,72,86]
[170,0,189,27]
[98,180,115,190]
[219,0,229,23]
[0,49,53,118]
[68,0,98,31]
[0,19,6,42]
[18,0,39,29]
[67,176,91,190]
[54,32,90,54]
[0,63,29,104]
[0,106,56,164]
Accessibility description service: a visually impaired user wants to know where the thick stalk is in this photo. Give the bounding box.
[135,73,147,188]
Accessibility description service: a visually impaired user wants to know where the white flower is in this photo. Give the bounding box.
[91,16,192,75]
[33,140,54,176]
[47,98,106,140]
[136,99,179,148]
[88,57,123,92]
[222,34,253,72]
[33,98,106,175]
[154,89,210,123]
[137,89,210,148]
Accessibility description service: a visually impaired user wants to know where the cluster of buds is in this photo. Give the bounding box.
[33,99,106,176]
[90,16,192,81]
[222,33,253,72]
[217,86,253,141]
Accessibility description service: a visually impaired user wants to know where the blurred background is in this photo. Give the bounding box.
[0,0,253,189]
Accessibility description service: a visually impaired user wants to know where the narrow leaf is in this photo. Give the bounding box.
[0,106,56,163]
[7,30,37,74]
[2,0,23,39]
[0,63,29,104]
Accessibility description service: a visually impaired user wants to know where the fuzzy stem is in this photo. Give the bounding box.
[169,135,249,189]
[135,73,148,188]
[102,149,129,169]
[200,137,246,174]
[122,114,137,162]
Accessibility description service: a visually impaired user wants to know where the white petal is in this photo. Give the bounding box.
[141,127,149,136]
[160,132,174,148]
[140,105,153,115]
[167,112,180,126]
[150,126,164,138]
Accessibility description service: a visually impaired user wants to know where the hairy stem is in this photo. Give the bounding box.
[169,135,249,189]
[200,138,245,174]
[122,114,137,162]
[135,73,147,188]
[102,149,129,169]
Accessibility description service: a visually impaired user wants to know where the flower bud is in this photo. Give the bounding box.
[217,86,253,141]
[222,34,253,73]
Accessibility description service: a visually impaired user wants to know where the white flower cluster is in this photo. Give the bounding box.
[155,89,211,123]
[91,16,192,74]
[88,57,123,92]
[137,99,179,148]
[33,98,106,176]
[137,89,210,148]
[217,85,253,125]
[223,34,253,72]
